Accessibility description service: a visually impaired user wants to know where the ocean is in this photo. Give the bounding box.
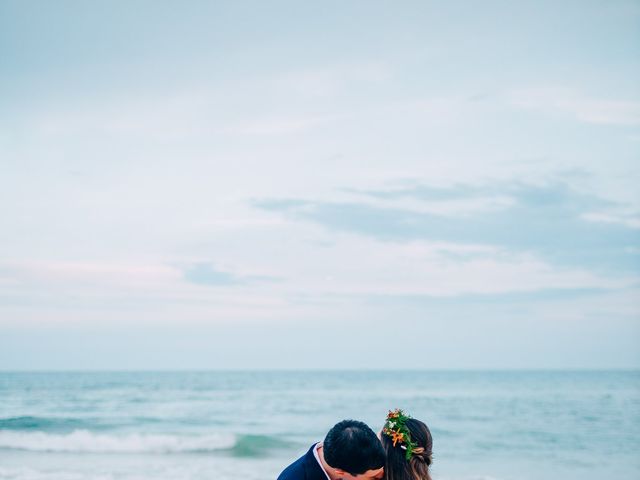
[0,371,638,480]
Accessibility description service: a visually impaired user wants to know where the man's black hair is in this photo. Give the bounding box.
[323,419,385,475]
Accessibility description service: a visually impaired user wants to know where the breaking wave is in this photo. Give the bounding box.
[0,430,288,456]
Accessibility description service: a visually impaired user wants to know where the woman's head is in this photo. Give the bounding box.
[381,411,433,480]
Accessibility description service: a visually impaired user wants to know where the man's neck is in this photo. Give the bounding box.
[316,443,342,480]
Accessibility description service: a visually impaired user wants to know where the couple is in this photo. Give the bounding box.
[278,409,433,480]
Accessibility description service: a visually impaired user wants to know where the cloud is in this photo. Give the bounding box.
[182,262,279,286]
[508,88,640,126]
[183,262,242,286]
[0,259,283,312]
[359,285,620,308]
[254,181,640,273]
[273,63,391,98]
[218,113,339,135]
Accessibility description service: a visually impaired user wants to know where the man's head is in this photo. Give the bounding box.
[323,419,385,479]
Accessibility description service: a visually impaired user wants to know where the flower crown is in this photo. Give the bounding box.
[382,409,417,460]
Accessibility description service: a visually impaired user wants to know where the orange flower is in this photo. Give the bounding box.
[391,430,404,446]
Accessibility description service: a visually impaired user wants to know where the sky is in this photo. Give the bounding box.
[1,0,639,369]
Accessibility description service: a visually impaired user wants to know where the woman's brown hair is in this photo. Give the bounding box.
[381,418,433,480]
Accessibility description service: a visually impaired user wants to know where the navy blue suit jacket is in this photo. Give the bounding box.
[277,443,327,480]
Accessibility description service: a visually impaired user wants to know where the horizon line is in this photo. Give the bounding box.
[1,367,638,373]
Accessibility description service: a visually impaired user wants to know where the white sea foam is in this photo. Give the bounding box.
[0,459,285,480]
[0,466,110,480]
[0,430,236,454]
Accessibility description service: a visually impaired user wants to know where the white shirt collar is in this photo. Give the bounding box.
[312,442,332,480]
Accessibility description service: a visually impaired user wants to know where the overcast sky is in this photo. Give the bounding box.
[1,0,639,369]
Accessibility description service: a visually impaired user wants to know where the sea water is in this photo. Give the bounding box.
[0,371,638,480]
